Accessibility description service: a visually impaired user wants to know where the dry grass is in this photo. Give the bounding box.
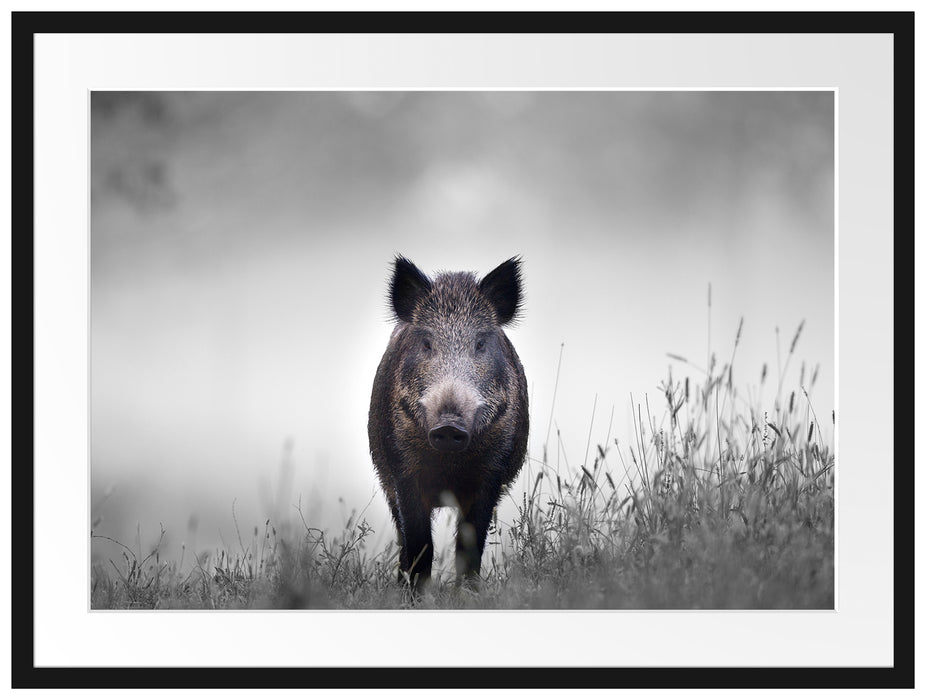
[92,319,833,610]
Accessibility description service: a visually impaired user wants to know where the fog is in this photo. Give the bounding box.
[90,91,834,571]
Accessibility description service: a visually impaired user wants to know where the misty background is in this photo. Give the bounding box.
[90,91,834,574]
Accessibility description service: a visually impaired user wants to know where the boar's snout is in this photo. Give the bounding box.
[428,421,471,453]
[419,380,483,453]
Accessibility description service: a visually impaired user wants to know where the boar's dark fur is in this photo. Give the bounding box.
[368,256,529,589]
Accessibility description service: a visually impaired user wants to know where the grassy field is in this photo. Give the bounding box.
[91,321,834,610]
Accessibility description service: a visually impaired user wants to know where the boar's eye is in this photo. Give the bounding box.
[475,338,486,353]
[421,337,432,352]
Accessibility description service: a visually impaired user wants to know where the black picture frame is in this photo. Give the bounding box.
[11,10,914,690]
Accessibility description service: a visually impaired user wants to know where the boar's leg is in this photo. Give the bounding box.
[394,485,433,589]
[455,488,498,580]
[387,500,404,560]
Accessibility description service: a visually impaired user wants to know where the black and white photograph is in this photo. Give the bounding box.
[89,90,836,610]
[16,11,911,686]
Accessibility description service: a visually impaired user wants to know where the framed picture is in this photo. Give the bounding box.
[12,8,912,689]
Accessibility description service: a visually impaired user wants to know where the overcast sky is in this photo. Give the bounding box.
[90,91,834,569]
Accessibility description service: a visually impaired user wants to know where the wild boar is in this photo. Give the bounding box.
[368,256,529,588]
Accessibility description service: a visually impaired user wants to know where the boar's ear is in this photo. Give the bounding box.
[390,256,432,323]
[479,257,523,326]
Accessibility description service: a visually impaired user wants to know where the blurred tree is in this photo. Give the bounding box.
[91,92,178,213]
